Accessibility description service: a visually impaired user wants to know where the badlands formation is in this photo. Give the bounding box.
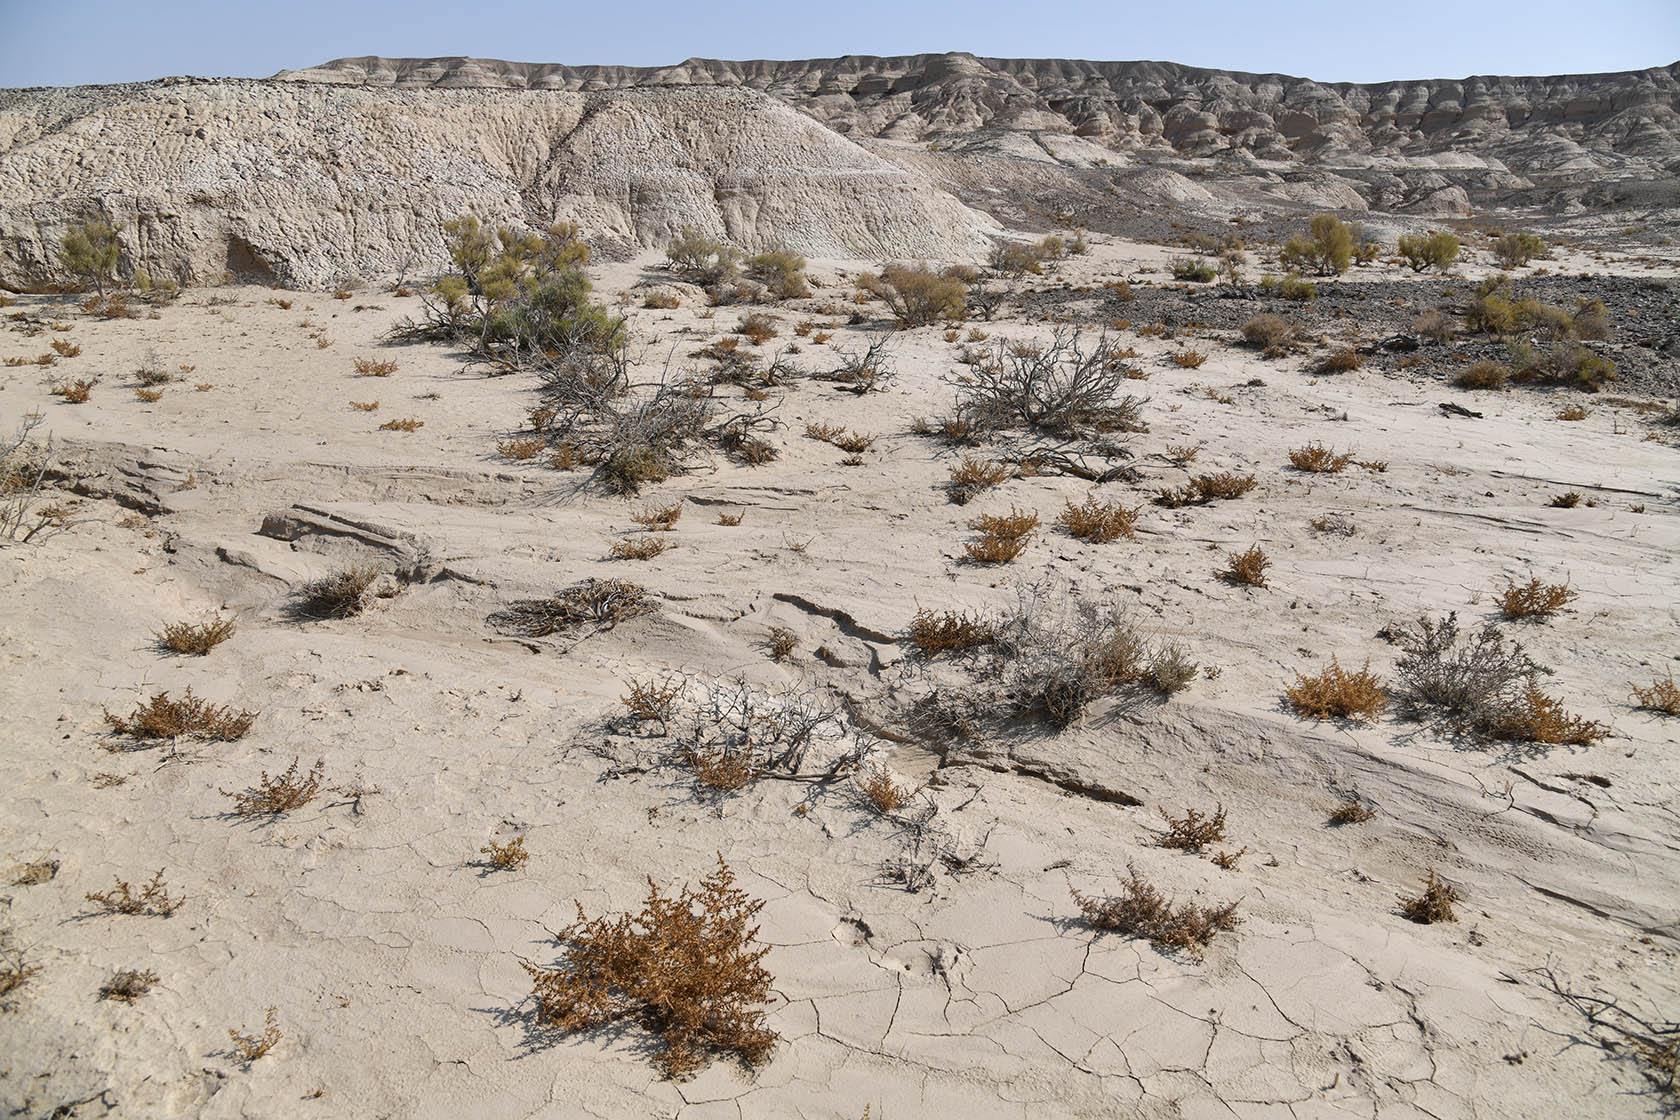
[1,52,1678,1120]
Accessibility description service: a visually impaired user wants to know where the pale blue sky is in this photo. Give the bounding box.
[1,0,1675,87]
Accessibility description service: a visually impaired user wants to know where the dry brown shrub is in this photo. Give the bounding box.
[1490,680,1608,744]
[334,288,353,300]
[549,443,580,471]
[266,297,293,310]
[134,387,163,403]
[682,745,761,792]
[353,356,397,377]
[716,511,744,526]
[1312,347,1363,374]
[733,437,778,465]
[1058,495,1139,542]
[1495,577,1576,620]
[222,757,325,817]
[1555,405,1591,421]
[99,968,159,1003]
[804,422,845,443]
[379,418,422,431]
[1455,360,1509,390]
[155,615,236,655]
[1630,673,1680,716]
[228,1007,281,1063]
[737,313,777,345]
[908,609,998,656]
[104,688,256,742]
[1286,658,1388,723]
[491,579,655,637]
[947,456,1009,505]
[349,400,379,411]
[1209,847,1247,871]
[1357,459,1388,473]
[1241,313,1293,352]
[621,674,684,724]
[297,563,380,618]
[525,856,776,1079]
[50,378,96,403]
[964,507,1039,564]
[1178,472,1257,503]
[85,870,184,916]
[50,339,80,358]
[1219,544,1270,587]
[1156,804,1227,852]
[766,626,797,660]
[644,290,681,310]
[1398,870,1461,924]
[1328,800,1375,825]
[832,432,875,454]
[1288,442,1353,473]
[628,503,682,531]
[11,859,58,886]
[1165,443,1200,466]
[0,939,36,1000]
[498,437,545,461]
[1073,868,1239,962]
[611,536,669,561]
[856,765,918,816]
[481,835,530,871]
[1173,348,1207,368]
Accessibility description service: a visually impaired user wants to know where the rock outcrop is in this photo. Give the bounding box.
[280,53,1680,178]
[0,80,996,290]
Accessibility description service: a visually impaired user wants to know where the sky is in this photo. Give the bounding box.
[0,0,1675,87]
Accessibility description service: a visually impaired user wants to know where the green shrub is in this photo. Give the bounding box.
[988,242,1044,276]
[1171,258,1217,283]
[58,219,124,297]
[667,227,742,286]
[1398,231,1460,272]
[745,249,810,300]
[1279,215,1353,276]
[859,264,967,327]
[1494,232,1546,268]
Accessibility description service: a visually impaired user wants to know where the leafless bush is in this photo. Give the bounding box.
[85,870,185,917]
[1,415,61,544]
[295,564,381,619]
[222,758,325,818]
[1073,867,1239,962]
[815,336,897,393]
[951,328,1147,440]
[490,578,656,638]
[1389,612,1604,744]
[1398,869,1461,923]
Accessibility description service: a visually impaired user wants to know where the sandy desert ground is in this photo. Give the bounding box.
[1,235,1677,1119]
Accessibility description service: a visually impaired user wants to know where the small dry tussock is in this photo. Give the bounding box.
[155,615,236,655]
[947,456,1009,505]
[1495,577,1576,620]
[1398,870,1461,924]
[856,765,919,815]
[1156,804,1227,852]
[1287,442,1353,473]
[908,609,998,657]
[222,757,325,818]
[1328,800,1375,825]
[963,507,1040,564]
[1286,658,1388,723]
[524,856,777,1079]
[631,503,683,531]
[228,1007,281,1063]
[1630,674,1680,716]
[490,578,656,637]
[353,357,398,377]
[1074,868,1239,962]
[104,688,256,742]
[1058,495,1139,542]
[1219,544,1269,587]
[85,870,184,916]
[610,536,669,560]
[99,969,159,1002]
[481,835,530,871]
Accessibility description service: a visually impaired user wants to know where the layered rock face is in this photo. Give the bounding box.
[0,80,996,289]
[280,53,1680,178]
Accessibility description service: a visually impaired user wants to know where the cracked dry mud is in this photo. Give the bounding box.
[1,238,1676,1119]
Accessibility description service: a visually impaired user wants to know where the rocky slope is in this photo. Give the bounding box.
[0,80,996,290]
[282,53,1680,177]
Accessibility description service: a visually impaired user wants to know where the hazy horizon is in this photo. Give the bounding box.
[1,0,1676,88]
